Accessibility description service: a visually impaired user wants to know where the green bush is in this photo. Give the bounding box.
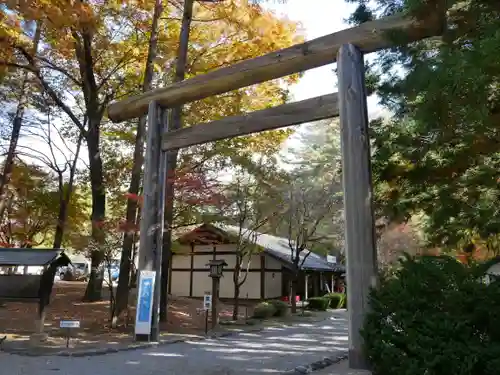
[307,296,330,311]
[268,299,289,317]
[363,255,500,375]
[252,302,277,319]
[324,293,346,309]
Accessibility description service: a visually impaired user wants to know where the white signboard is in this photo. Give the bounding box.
[135,270,156,336]
[203,293,212,310]
[327,255,337,264]
[60,320,80,329]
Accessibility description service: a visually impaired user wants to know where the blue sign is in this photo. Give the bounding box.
[137,278,153,323]
[135,270,156,335]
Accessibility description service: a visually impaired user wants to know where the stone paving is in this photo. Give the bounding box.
[2,312,348,375]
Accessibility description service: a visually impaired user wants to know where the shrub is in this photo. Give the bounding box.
[269,300,289,317]
[362,255,500,375]
[307,297,330,311]
[324,293,346,309]
[252,302,276,319]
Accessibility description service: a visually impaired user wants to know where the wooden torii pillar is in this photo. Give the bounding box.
[107,13,443,369]
[337,44,377,369]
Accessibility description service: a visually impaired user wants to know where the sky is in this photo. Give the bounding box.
[264,0,382,115]
[263,0,385,160]
[13,0,386,173]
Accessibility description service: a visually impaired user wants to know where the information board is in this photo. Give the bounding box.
[135,270,156,336]
[203,293,212,310]
[60,320,80,329]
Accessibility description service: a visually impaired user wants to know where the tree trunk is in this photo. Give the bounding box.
[83,124,106,302]
[290,270,299,313]
[53,133,83,249]
[233,283,240,321]
[114,0,165,325]
[0,22,41,220]
[160,0,194,322]
[232,260,242,320]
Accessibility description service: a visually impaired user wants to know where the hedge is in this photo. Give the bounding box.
[363,255,500,375]
[323,293,346,309]
[269,300,289,317]
[252,302,276,319]
[307,296,330,311]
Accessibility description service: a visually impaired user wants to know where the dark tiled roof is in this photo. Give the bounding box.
[214,224,344,272]
[0,248,65,266]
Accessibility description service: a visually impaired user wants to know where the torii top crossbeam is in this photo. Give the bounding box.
[107,13,443,123]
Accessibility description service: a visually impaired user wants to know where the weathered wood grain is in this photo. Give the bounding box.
[161,93,339,151]
[337,44,378,370]
[108,13,443,122]
[135,101,164,342]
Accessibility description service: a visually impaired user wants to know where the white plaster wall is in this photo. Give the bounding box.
[216,254,239,268]
[192,271,258,298]
[265,255,283,270]
[192,254,212,269]
[171,255,190,269]
[170,271,190,296]
[192,254,241,269]
[238,272,261,299]
[218,272,235,299]
[192,272,213,297]
[265,271,282,298]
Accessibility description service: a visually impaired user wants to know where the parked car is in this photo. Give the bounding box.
[59,262,90,281]
[103,264,120,283]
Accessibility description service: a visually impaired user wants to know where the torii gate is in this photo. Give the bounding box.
[108,12,443,370]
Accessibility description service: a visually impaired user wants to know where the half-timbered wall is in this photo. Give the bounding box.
[170,243,282,299]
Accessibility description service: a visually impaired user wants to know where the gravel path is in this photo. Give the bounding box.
[2,313,348,375]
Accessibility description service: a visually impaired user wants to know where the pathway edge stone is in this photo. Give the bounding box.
[283,352,349,375]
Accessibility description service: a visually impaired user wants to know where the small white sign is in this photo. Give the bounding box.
[60,320,80,329]
[327,255,337,264]
[203,293,212,310]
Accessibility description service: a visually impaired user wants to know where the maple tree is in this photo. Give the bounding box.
[0,20,41,222]
[0,0,304,302]
[220,156,283,319]
[114,0,165,323]
[376,221,424,268]
[0,0,158,300]
[0,161,88,248]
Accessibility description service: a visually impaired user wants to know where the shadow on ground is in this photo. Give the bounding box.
[3,313,349,375]
[126,315,349,375]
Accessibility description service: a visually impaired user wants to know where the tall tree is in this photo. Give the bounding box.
[0,21,41,220]
[0,1,155,300]
[345,0,500,250]
[0,160,88,248]
[158,0,304,321]
[0,0,304,303]
[277,176,342,312]
[222,158,281,319]
[114,0,166,325]
[12,108,85,249]
[159,0,195,323]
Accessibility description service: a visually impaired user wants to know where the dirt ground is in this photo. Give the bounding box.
[0,281,257,353]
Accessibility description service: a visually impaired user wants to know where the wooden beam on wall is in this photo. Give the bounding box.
[189,243,194,297]
[162,93,339,151]
[260,254,266,301]
[108,13,443,123]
